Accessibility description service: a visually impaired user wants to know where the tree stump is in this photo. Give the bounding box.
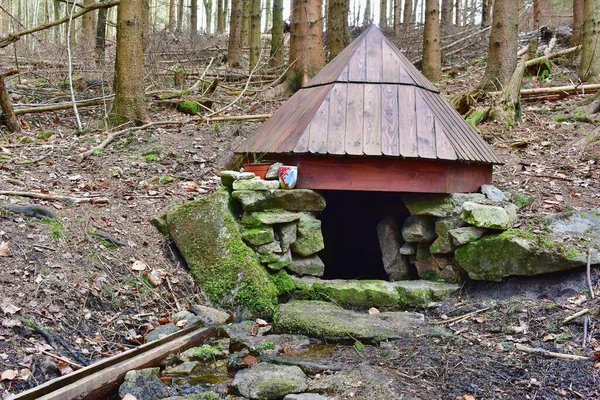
[0,68,20,133]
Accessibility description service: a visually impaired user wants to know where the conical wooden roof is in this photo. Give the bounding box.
[236,25,502,165]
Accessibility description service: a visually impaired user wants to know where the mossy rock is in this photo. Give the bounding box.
[166,189,278,318]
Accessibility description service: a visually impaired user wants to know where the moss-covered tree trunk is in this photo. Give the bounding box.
[579,0,600,82]
[109,0,149,126]
[422,0,441,81]
[228,0,243,67]
[249,0,261,70]
[270,0,285,67]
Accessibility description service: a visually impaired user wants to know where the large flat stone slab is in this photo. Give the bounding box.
[232,189,326,212]
[274,301,425,343]
[292,277,459,308]
[401,193,486,218]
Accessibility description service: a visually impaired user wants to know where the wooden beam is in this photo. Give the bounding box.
[272,155,492,193]
[14,325,218,400]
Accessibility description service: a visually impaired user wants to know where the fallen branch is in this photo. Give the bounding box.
[587,249,595,299]
[490,83,600,98]
[514,343,591,361]
[40,350,84,370]
[431,307,490,325]
[525,46,580,68]
[563,308,590,324]
[14,97,113,114]
[0,190,109,204]
[0,0,119,49]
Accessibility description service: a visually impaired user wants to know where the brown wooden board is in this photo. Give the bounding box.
[381,84,399,156]
[308,93,331,154]
[348,38,366,81]
[14,326,218,400]
[366,28,383,81]
[397,86,418,158]
[363,85,382,155]
[415,91,437,159]
[291,155,492,193]
[327,83,347,154]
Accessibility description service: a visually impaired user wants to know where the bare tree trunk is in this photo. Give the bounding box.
[481,0,491,28]
[168,0,177,31]
[95,6,108,66]
[364,0,373,24]
[327,0,350,60]
[80,0,95,55]
[289,0,325,84]
[203,0,213,33]
[242,0,250,45]
[177,0,184,32]
[422,0,441,81]
[441,0,453,26]
[228,0,243,66]
[532,0,541,29]
[270,0,284,66]
[264,0,272,33]
[403,0,412,25]
[249,0,261,69]
[455,0,462,25]
[110,0,149,126]
[191,0,198,38]
[394,0,400,33]
[380,0,387,28]
[478,0,518,91]
[469,0,475,25]
[579,0,600,81]
[572,0,583,46]
[217,0,224,33]
[0,70,21,133]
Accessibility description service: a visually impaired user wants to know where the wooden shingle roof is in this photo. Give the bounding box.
[236,25,502,165]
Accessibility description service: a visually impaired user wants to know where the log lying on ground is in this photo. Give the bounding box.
[14,325,218,400]
[524,45,581,68]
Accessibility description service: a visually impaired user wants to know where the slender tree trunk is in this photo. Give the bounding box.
[217,0,224,32]
[579,0,600,81]
[469,0,475,25]
[461,0,467,26]
[412,0,419,26]
[168,0,177,31]
[80,0,96,54]
[327,0,350,60]
[228,0,243,66]
[203,0,213,33]
[532,0,541,29]
[177,0,184,32]
[455,0,462,25]
[110,0,149,126]
[393,0,400,33]
[572,0,584,46]
[191,0,198,38]
[289,0,325,83]
[249,0,261,69]
[95,7,108,65]
[242,0,250,45]
[479,0,518,91]
[403,0,412,25]
[422,0,441,81]
[264,0,272,33]
[364,0,372,24]
[441,0,453,26]
[481,0,491,28]
[270,0,284,67]
[380,0,387,28]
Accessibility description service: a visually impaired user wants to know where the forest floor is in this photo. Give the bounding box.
[1,33,600,399]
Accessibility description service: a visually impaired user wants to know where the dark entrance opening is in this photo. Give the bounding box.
[318,190,411,280]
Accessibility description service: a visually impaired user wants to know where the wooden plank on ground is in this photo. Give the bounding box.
[14,326,218,400]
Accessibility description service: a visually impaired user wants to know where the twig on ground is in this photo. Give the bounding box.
[583,316,589,349]
[89,229,127,247]
[40,350,84,370]
[563,308,590,324]
[431,307,490,325]
[586,249,595,299]
[514,343,591,361]
[166,276,182,312]
[0,190,108,204]
[518,172,574,182]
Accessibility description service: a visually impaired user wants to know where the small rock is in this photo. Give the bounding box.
[399,242,416,255]
[481,184,509,202]
[290,214,325,257]
[287,255,325,277]
[220,170,241,188]
[145,323,179,342]
[449,227,487,245]
[267,249,293,271]
[190,304,232,325]
[163,361,201,375]
[242,211,302,225]
[266,162,284,179]
[241,225,275,246]
[256,241,283,254]
[461,202,518,230]
[118,368,169,400]
[233,179,281,191]
[278,222,298,252]
[402,215,437,243]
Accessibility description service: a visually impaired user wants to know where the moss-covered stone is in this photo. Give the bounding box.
[394,280,459,307]
[241,211,302,226]
[449,226,487,245]
[232,189,326,212]
[401,193,486,217]
[268,270,296,295]
[461,201,517,230]
[232,179,280,191]
[267,250,292,271]
[286,255,325,276]
[166,189,278,318]
[231,363,308,400]
[177,101,200,115]
[274,300,424,343]
[401,215,437,243]
[290,214,324,257]
[240,225,275,246]
[150,211,170,237]
[454,229,585,281]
